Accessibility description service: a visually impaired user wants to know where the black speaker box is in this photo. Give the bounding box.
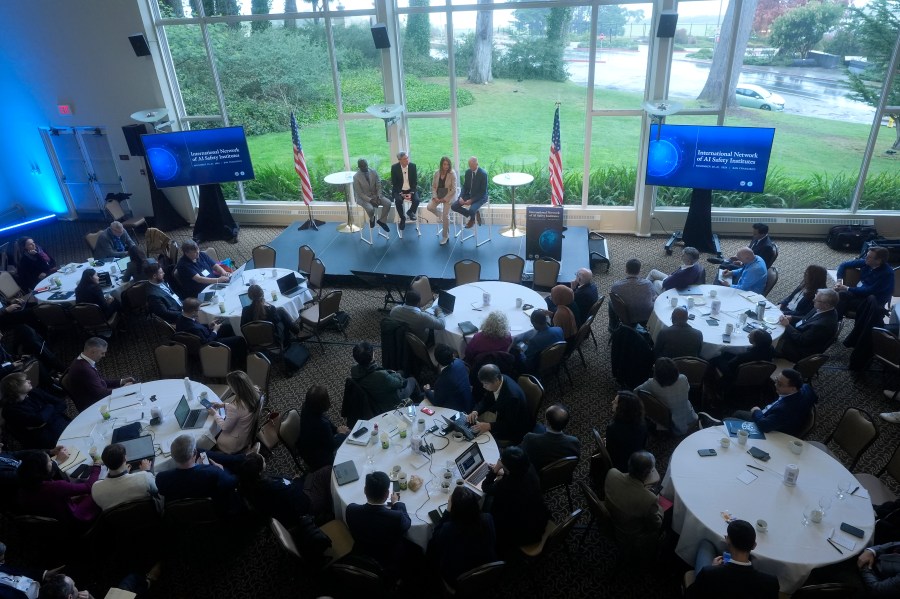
[657,12,679,38]
[128,34,151,57]
[122,123,149,157]
[371,24,390,49]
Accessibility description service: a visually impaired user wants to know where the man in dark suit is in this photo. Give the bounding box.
[176,298,246,367]
[63,337,135,412]
[390,151,419,231]
[144,263,182,324]
[466,364,533,445]
[604,451,662,552]
[732,369,816,436]
[519,404,581,471]
[686,519,778,598]
[423,344,473,413]
[858,540,900,596]
[512,309,564,375]
[156,434,241,515]
[748,223,776,268]
[777,288,839,362]
[451,156,488,229]
[655,307,703,359]
[345,471,412,577]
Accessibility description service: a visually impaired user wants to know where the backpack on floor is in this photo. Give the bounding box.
[826,225,878,252]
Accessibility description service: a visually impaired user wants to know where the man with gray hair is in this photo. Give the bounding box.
[156,434,240,513]
[648,246,705,292]
[464,364,533,446]
[390,151,419,231]
[93,221,135,259]
[451,156,489,229]
[604,450,663,550]
[570,267,599,325]
[777,288,839,362]
[352,158,391,232]
[175,239,230,299]
[63,337,135,412]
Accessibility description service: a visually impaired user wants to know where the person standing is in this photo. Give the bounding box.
[427,156,457,245]
[390,151,419,231]
[352,158,391,232]
[451,156,488,229]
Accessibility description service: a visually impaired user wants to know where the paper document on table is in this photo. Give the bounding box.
[345,420,372,446]
[831,535,857,552]
[737,470,758,485]
[408,452,430,470]
[59,450,85,473]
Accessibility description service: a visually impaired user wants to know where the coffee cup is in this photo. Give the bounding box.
[670,297,678,308]
[398,473,408,491]
[720,437,731,448]
[711,299,721,316]
[756,519,768,532]
[442,470,453,482]
[790,440,804,455]
[271,290,278,301]
[455,478,465,488]
[271,268,277,278]
[483,292,490,306]
[516,297,523,309]
[150,406,162,422]
[687,297,695,309]
[441,480,450,493]
[810,508,824,524]
[451,432,464,442]
[391,465,401,480]
[709,289,717,298]
[417,418,426,433]
[737,429,749,446]
[725,323,734,335]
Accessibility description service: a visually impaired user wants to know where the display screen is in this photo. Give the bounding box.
[645,124,775,193]
[140,126,255,188]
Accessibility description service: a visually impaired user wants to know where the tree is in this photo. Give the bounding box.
[846,0,900,149]
[469,0,493,83]
[697,0,759,108]
[753,0,808,34]
[513,9,548,36]
[251,0,272,33]
[159,0,184,18]
[769,1,846,58]
[597,5,630,38]
[405,0,431,58]
[283,0,297,29]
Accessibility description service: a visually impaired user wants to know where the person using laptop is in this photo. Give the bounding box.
[465,364,533,446]
[389,290,445,345]
[481,445,549,554]
[90,442,157,511]
[350,342,419,414]
[63,337,135,412]
[346,471,415,579]
[240,284,301,346]
[175,239,230,299]
[156,434,241,515]
[144,263,182,324]
[74,268,121,321]
[177,298,247,369]
[423,344,473,413]
[120,245,150,283]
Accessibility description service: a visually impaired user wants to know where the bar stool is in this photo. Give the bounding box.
[360,205,390,245]
[397,198,421,239]
[458,199,492,247]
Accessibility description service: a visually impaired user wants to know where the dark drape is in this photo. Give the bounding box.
[193,183,239,243]
[682,188,716,253]
[145,161,188,232]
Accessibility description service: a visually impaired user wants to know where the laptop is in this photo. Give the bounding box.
[437,290,456,315]
[115,256,131,273]
[333,460,360,486]
[676,286,704,295]
[454,443,491,492]
[97,272,113,288]
[228,264,246,287]
[117,434,156,469]
[442,414,475,441]
[725,419,766,440]
[238,293,252,308]
[276,272,305,298]
[174,395,207,430]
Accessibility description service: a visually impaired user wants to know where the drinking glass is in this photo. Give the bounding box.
[802,505,813,526]
[818,495,833,515]
[837,481,851,500]
[365,439,376,470]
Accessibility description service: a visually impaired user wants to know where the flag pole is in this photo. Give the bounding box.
[298,200,323,231]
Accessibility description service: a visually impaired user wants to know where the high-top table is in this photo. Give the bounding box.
[325,170,360,234]
[493,172,534,238]
[34,260,130,305]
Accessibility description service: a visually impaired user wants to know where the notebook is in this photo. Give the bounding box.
[333,460,360,486]
[458,321,478,336]
[725,419,766,440]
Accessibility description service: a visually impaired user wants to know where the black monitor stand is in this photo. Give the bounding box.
[664,188,722,257]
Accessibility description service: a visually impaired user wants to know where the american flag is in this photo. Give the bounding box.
[290,112,314,206]
[549,106,563,206]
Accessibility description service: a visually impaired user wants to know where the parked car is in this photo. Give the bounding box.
[735,84,785,111]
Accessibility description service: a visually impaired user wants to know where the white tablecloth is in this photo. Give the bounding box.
[198,268,313,336]
[56,379,220,474]
[433,281,545,355]
[34,260,130,305]
[667,427,874,593]
[647,285,785,359]
[330,406,500,549]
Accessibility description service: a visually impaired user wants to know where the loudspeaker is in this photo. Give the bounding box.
[656,12,679,38]
[371,24,390,49]
[122,123,149,157]
[128,34,151,57]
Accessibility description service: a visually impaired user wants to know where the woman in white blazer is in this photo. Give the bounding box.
[427,156,457,245]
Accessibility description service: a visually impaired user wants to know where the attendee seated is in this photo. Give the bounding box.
[709,329,775,381]
[747,222,776,268]
[241,284,300,347]
[520,404,581,471]
[654,307,703,359]
[686,519,778,598]
[14,236,57,291]
[346,471,413,577]
[636,357,697,435]
[352,158,391,232]
[427,486,498,587]
[390,151,420,231]
[175,239,230,299]
[0,372,69,450]
[610,258,658,328]
[90,442,158,511]
[93,221,135,259]
[350,341,418,414]
[858,539,900,596]
[0,323,66,386]
[155,434,240,514]
[120,245,151,283]
[206,370,260,454]
[0,297,35,331]
[16,449,101,528]
[423,344,473,413]
[466,364,533,446]
[512,309,564,375]
[389,289,445,344]
[731,369,816,436]
[144,263,182,324]
[547,285,578,340]
[777,288,839,362]
[451,156,489,229]
[779,264,827,317]
[74,268,121,319]
[463,310,512,366]
[63,337,135,412]
[237,453,331,527]
[298,385,349,471]
[0,540,50,599]
[604,450,663,550]
[40,569,158,599]
[571,267,599,326]
[719,248,767,294]
[605,391,648,473]
[648,246,704,292]
[177,298,246,368]
[481,446,549,553]
[835,246,894,316]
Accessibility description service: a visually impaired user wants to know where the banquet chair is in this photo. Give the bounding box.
[586,296,605,347]
[589,428,613,498]
[608,292,633,330]
[409,275,434,308]
[86,498,160,569]
[307,258,326,303]
[797,404,817,440]
[71,303,119,339]
[10,514,67,569]
[517,374,544,424]
[269,517,314,569]
[0,271,24,300]
[242,321,286,373]
[454,259,481,286]
[762,266,779,297]
[854,440,900,507]
[672,356,709,408]
[84,230,102,254]
[448,561,506,598]
[405,332,437,379]
[252,244,276,269]
[33,303,74,335]
[297,244,315,275]
[871,328,899,386]
[300,289,345,353]
[536,341,571,395]
[274,408,307,471]
[202,246,219,263]
[519,509,582,560]
[105,197,146,238]
[327,561,388,599]
[792,354,830,384]
[154,341,188,379]
[199,342,232,397]
[150,315,176,343]
[637,389,674,434]
[809,407,878,471]
[122,281,149,319]
[724,361,776,409]
[164,498,222,547]
[564,315,593,368]
[577,481,616,548]
[531,257,561,295]
[247,351,272,401]
[497,254,525,284]
[539,456,579,512]
[171,331,203,358]
[791,583,860,598]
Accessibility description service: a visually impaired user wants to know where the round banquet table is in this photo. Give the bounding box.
[647,284,785,359]
[331,406,501,549]
[666,427,874,593]
[34,260,130,305]
[198,268,313,336]
[56,379,221,474]
[433,281,545,355]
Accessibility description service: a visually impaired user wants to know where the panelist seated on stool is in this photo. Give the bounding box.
[451,156,489,229]
[352,158,391,232]
[391,151,420,231]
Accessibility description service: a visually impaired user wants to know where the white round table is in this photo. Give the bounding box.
[433,281,545,355]
[667,427,874,593]
[647,284,785,359]
[492,172,534,238]
[331,406,500,550]
[325,170,360,234]
[56,379,221,474]
[34,260,130,305]
[198,267,313,336]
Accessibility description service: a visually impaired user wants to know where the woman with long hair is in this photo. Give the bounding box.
[74,268,120,318]
[605,390,648,473]
[121,245,150,283]
[240,283,300,345]
[779,264,827,317]
[427,156,458,245]
[16,449,101,529]
[428,485,498,586]
[206,370,261,454]
[463,310,512,365]
[635,357,697,436]
[1,372,69,450]
[15,237,57,291]
[298,385,349,471]
[548,284,578,340]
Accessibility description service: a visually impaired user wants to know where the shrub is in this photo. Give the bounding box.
[687,48,713,60]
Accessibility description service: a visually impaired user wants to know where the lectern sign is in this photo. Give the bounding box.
[525,206,564,261]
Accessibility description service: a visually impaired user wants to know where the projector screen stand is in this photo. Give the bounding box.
[664,230,722,257]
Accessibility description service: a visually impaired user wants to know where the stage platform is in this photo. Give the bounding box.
[263,220,591,288]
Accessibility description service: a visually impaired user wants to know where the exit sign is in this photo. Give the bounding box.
[57,104,72,116]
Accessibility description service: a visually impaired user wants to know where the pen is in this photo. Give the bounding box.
[826,538,843,555]
[746,464,764,471]
[850,486,859,496]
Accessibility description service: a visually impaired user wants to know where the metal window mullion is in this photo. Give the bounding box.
[582,1,599,208]
[324,0,351,171]
[447,0,459,172]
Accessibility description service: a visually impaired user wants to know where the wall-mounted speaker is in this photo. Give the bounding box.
[128,34,151,57]
[657,12,679,38]
[371,24,390,49]
[122,123,149,157]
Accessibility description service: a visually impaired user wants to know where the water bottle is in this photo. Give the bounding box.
[756,300,766,320]
[184,377,194,402]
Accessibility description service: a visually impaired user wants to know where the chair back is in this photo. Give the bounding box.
[538,456,579,493]
[543,509,583,554]
[0,271,23,300]
[202,246,219,263]
[798,404,817,440]
[893,266,900,299]
[587,296,606,320]
[537,341,567,378]
[150,315,176,341]
[672,356,709,389]
[881,441,900,483]
[105,199,126,221]
[123,281,149,315]
[566,315,593,357]
[791,583,862,598]
[298,244,315,274]
[85,231,102,252]
[247,351,272,399]
[163,498,220,531]
[770,242,779,266]
[168,240,180,264]
[578,481,616,537]
[454,259,481,286]
[637,389,673,431]
[200,341,232,379]
[270,517,302,561]
[22,360,40,386]
[72,303,117,336]
[308,258,326,299]
[763,266,779,297]
[171,331,203,356]
[0,242,10,272]
[252,244,276,269]
[317,289,343,323]
[827,407,878,470]
[88,498,160,550]
[517,374,544,422]
[497,254,525,284]
[405,332,435,374]
[409,275,434,308]
[454,561,506,596]
[589,428,613,496]
[328,563,384,595]
[609,292,630,325]
[154,341,188,379]
[733,361,777,386]
[33,303,72,332]
[532,257,561,291]
[872,328,900,371]
[793,354,829,381]
[242,320,280,351]
[278,408,302,448]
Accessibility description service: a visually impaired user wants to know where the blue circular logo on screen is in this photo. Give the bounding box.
[647,139,680,178]
[146,147,179,181]
[539,229,562,256]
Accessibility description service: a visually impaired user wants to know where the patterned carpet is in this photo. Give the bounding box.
[2,219,897,598]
